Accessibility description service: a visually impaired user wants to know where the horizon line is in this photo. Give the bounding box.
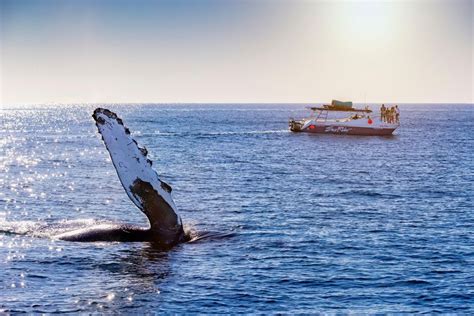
[2,101,474,108]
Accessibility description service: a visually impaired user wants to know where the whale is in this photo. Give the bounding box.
[53,108,189,247]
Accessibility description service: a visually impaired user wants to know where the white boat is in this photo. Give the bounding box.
[289,101,399,136]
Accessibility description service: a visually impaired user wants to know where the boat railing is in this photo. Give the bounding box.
[307,106,373,113]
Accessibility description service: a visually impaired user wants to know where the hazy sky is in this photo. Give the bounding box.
[0,0,472,105]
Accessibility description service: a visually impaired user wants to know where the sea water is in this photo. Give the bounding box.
[0,103,473,313]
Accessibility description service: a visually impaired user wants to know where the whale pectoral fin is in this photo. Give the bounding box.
[92,108,183,235]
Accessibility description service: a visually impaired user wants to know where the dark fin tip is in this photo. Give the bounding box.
[93,108,119,124]
[93,108,118,121]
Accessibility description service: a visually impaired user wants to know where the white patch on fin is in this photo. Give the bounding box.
[92,108,181,226]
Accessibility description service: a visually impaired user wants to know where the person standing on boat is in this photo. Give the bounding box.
[395,105,400,123]
[380,104,386,122]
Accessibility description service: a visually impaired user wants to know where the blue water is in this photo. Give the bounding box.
[0,103,473,313]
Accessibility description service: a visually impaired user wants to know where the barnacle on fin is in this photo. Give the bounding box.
[96,116,105,124]
[160,181,172,193]
[102,108,117,119]
[139,147,148,156]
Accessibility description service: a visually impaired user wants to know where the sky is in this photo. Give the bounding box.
[0,0,472,105]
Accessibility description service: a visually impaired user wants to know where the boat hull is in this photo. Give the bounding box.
[296,125,397,136]
[288,103,399,136]
[289,119,399,136]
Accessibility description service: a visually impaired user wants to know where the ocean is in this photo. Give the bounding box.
[0,103,473,313]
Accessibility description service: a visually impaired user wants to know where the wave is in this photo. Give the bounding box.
[0,218,114,239]
[336,190,402,198]
[149,129,289,137]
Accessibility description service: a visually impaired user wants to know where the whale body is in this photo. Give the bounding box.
[54,108,188,247]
